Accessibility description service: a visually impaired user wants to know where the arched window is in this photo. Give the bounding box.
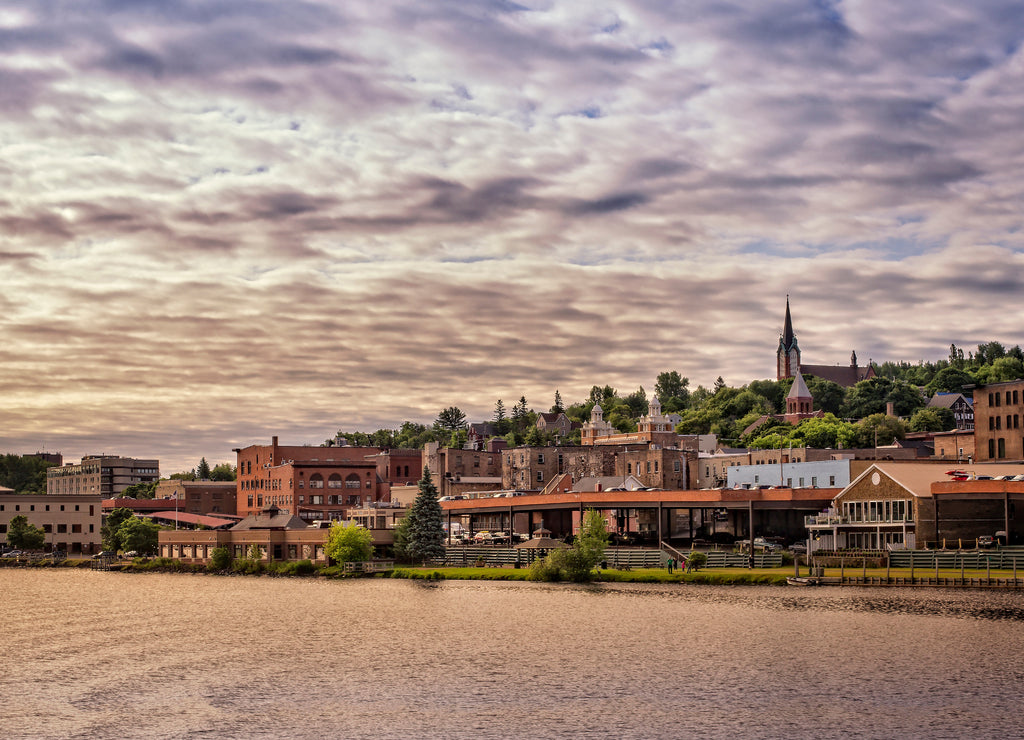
[328,474,343,489]
[345,474,361,489]
[310,473,324,489]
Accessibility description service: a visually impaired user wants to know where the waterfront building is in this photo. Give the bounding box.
[971,379,1024,461]
[235,437,389,521]
[46,455,159,497]
[0,493,103,555]
[804,462,1024,551]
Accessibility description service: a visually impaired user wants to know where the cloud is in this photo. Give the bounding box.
[2,0,1023,472]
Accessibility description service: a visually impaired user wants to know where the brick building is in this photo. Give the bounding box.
[46,455,160,497]
[153,479,238,515]
[972,380,1024,461]
[235,437,388,521]
[425,440,505,497]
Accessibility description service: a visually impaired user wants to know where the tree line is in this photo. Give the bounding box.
[327,339,1014,451]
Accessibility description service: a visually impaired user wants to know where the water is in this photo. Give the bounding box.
[2,570,1024,739]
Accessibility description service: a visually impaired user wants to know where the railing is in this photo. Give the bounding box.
[805,515,914,526]
[430,546,664,569]
[888,550,1024,570]
[342,560,395,573]
[705,551,783,568]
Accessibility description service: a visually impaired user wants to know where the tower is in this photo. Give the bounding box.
[776,296,801,380]
[784,372,815,424]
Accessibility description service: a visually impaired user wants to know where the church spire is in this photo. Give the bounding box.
[782,295,795,349]
[777,296,801,380]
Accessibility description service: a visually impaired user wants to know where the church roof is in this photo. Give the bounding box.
[799,362,874,388]
[787,372,812,399]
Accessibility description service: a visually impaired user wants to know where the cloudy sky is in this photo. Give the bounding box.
[3,0,1024,473]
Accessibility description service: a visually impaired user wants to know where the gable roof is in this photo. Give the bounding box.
[927,392,972,410]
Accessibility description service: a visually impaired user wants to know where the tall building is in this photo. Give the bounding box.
[46,456,159,497]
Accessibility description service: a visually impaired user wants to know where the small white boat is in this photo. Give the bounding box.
[786,576,819,586]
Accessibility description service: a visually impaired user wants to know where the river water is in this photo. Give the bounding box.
[1,570,1023,739]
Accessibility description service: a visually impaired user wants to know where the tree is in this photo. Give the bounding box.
[551,390,564,414]
[6,515,45,550]
[434,406,467,435]
[392,513,413,563]
[493,399,509,434]
[624,386,648,418]
[908,407,955,432]
[196,458,212,479]
[209,463,236,481]
[535,510,608,583]
[655,371,690,412]
[927,367,975,394]
[0,455,54,494]
[805,377,846,415]
[209,546,233,570]
[325,522,373,564]
[121,481,157,499]
[406,467,445,563]
[118,517,160,555]
[102,507,136,550]
[855,413,906,447]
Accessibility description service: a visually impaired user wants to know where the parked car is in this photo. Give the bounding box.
[789,543,808,554]
[92,550,116,559]
[2,550,24,558]
[753,537,783,552]
[977,535,995,549]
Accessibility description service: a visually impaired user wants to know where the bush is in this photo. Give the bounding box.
[526,555,564,582]
[208,546,233,571]
[686,551,708,571]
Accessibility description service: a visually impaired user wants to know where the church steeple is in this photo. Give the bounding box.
[777,296,801,380]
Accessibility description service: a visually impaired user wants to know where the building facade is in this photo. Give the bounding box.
[46,456,160,497]
[425,440,505,497]
[0,494,104,554]
[972,380,1024,462]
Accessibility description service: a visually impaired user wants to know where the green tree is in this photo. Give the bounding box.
[325,522,373,564]
[975,357,1024,384]
[196,458,212,479]
[655,371,690,412]
[121,481,157,499]
[6,515,45,550]
[493,399,510,434]
[118,517,160,555]
[805,377,846,415]
[551,390,564,414]
[927,367,975,394]
[575,509,609,568]
[434,406,467,435]
[209,546,233,570]
[102,507,136,550]
[908,407,955,432]
[624,386,648,418]
[0,455,54,494]
[406,468,445,563]
[855,414,907,447]
[209,463,236,481]
[392,513,413,563]
[533,510,608,583]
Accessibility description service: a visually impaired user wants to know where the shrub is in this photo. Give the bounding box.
[208,546,233,572]
[526,555,563,582]
[686,551,708,571]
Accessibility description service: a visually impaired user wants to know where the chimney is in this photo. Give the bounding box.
[886,402,895,417]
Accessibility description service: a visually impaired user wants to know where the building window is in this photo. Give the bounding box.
[998,438,1006,458]
[627,463,632,474]
[829,476,836,486]
[537,454,545,464]
[536,471,544,483]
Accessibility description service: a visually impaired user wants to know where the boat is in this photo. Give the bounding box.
[786,576,820,586]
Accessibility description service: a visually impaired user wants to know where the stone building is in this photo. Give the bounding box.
[776,297,874,385]
[424,439,505,497]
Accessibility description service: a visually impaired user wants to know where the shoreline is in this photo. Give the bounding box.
[4,558,1024,589]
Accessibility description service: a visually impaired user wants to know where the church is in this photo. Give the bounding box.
[777,297,875,387]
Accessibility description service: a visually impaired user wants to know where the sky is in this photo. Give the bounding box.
[3,0,1024,474]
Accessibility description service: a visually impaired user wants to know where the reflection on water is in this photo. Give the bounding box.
[1,570,1023,739]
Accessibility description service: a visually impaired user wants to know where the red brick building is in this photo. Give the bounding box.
[235,437,389,521]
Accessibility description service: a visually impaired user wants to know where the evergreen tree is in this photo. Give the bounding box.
[196,457,212,479]
[551,390,564,414]
[406,467,445,563]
